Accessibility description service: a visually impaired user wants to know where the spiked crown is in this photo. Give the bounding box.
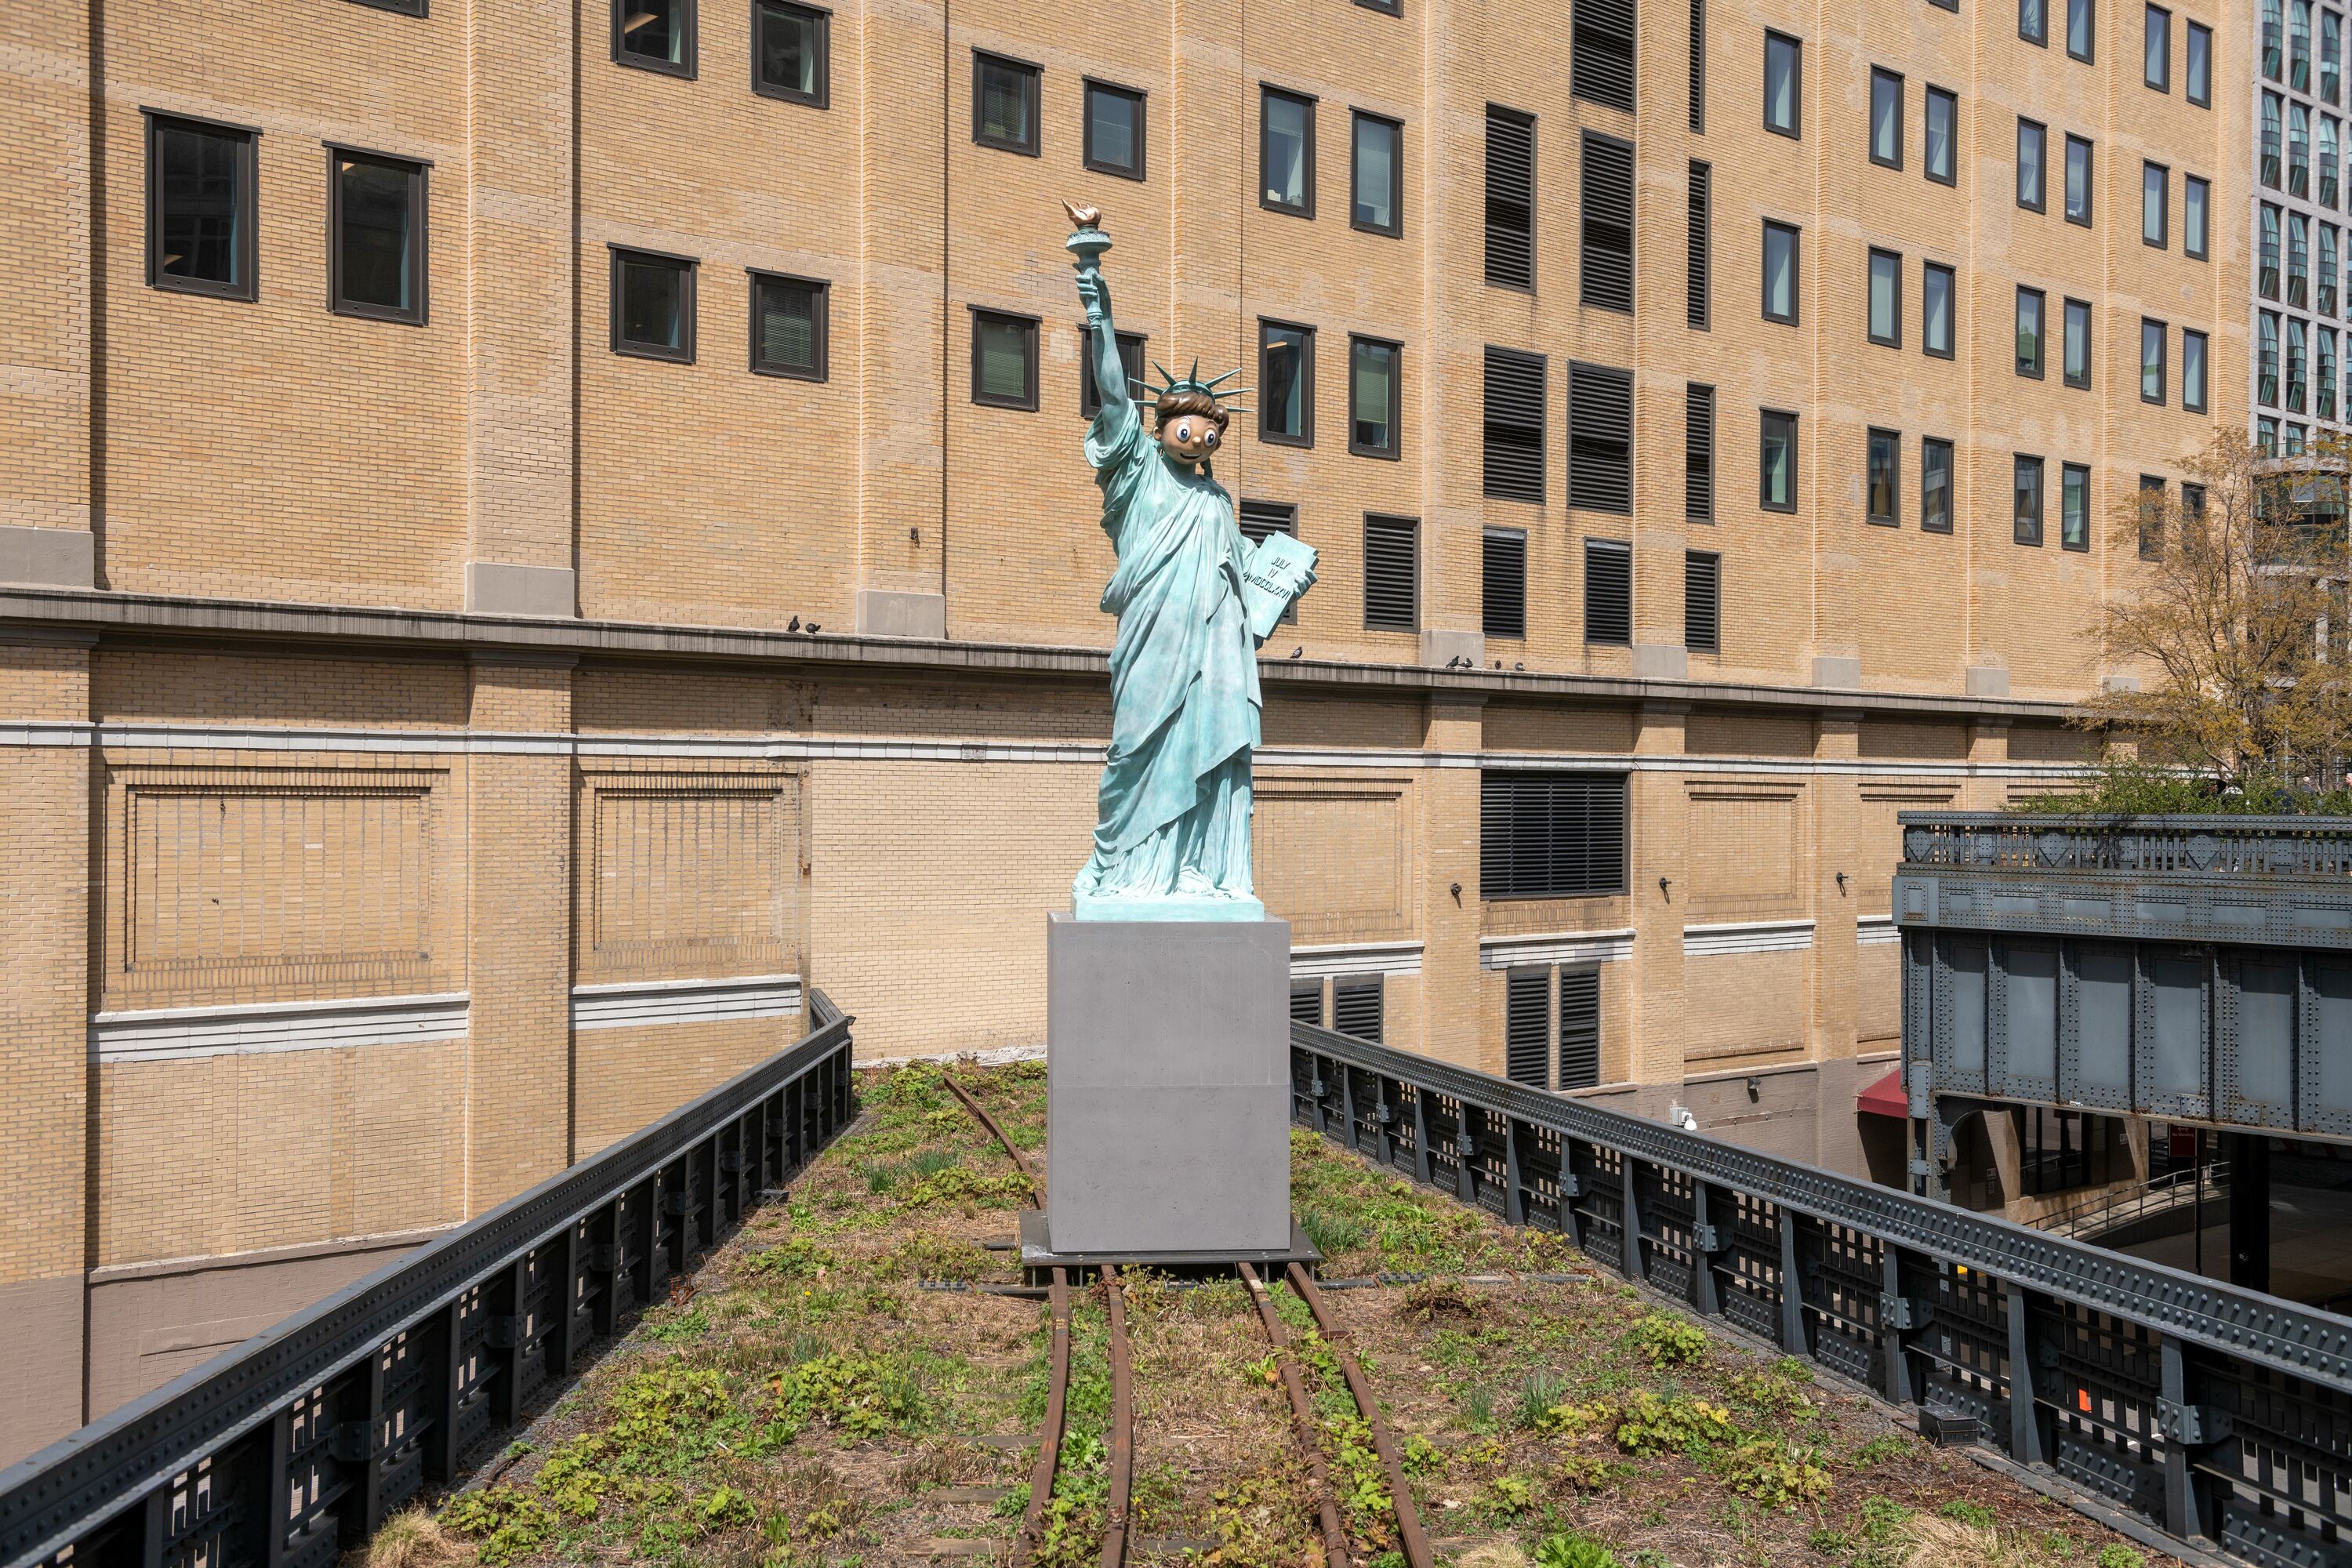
[1144,358,1249,416]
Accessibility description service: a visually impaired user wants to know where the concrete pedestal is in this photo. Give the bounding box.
[1043,913,1291,1255]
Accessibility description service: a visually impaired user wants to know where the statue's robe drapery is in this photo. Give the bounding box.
[1071,390,1261,901]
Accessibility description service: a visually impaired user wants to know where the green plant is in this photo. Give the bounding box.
[1517,1367,1573,1428]
[897,1166,1031,1210]
[1847,1433,1911,1467]
[2095,1547,2145,1568]
[1938,1500,1998,1530]
[1716,1437,1833,1508]
[1856,1496,1912,1544]
[641,1305,710,1343]
[534,1435,619,1516]
[699,1485,758,1530]
[1299,1206,1368,1255]
[1535,1533,1623,1568]
[438,1486,555,1567]
[771,1351,928,1439]
[742,1236,835,1280]
[1460,1381,1497,1430]
[1553,1453,1625,1492]
[1489,1474,1540,1515]
[1601,1392,1740,1456]
[1625,1312,1709,1368]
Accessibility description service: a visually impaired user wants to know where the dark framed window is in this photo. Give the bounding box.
[2067,0,2093,59]
[2183,328,2209,411]
[1686,383,1715,521]
[1259,321,1314,445]
[2184,174,2209,257]
[1584,539,1632,644]
[1506,970,1549,1087]
[1867,428,1900,524]
[2187,20,2212,103]
[614,0,695,74]
[350,0,426,15]
[1559,969,1602,1088]
[1922,437,1954,533]
[974,53,1040,154]
[2140,318,2166,402]
[1261,86,1316,216]
[2063,133,2092,224]
[970,307,1038,408]
[1567,361,1635,514]
[146,114,257,300]
[1348,336,1401,457]
[1762,219,1799,323]
[1080,325,1145,416]
[1485,104,1536,289]
[1764,31,1802,136]
[1333,978,1384,1043]
[1867,249,1900,345]
[610,246,695,361]
[2018,118,2047,211]
[1684,550,1721,653]
[1924,261,1955,357]
[750,271,826,379]
[2143,161,2169,245]
[328,147,426,323]
[1083,80,1146,180]
[1870,68,1904,167]
[1760,408,1798,512]
[1580,131,1635,312]
[1483,527,1527,638]
[1363,514,1419,630]
[1483,346,1546,502]
[1351,111,1402,234]
[2062,462,2090,550]
[754,0,828,105]
[2063,296,2091,387]
[1572,0,1638,111]
[2021,0,2048,45]
[2140,477,2168,554]
[2014,455,2045,545]
[1480,771,1628,899]
[2145,3,2171,87]
[2258,417,2278,455]
[1925,86,1958,184]
[2016,285,2045,377]
[1238,501,1301,625]
[1687,160,1712,328]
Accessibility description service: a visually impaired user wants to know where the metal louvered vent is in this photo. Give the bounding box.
[1559,968,1601,1089]
[1685,549,1721,653]
[1240,499,1300,625]
[1568,361,1633,514]
[1480,771,1628,898]
[1687,160,1711,328]
[1572,0,1636,111]
[1584,539,1632,645]
[1685,383,1715,521]
[1363,514,1419,630]
[1485,105,1536,289]
[1580,132,1635,313]
[1334,977,1385,1043]
[1290,983,1325,1025]
[1506,970,1550,1086]
[1484,347,1547,503]
[1688,0,1705,131]
[1483,527,1527,639]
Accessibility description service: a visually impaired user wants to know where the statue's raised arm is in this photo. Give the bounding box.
[1065,201,1131,428]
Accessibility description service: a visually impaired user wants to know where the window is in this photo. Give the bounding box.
[328,150,426,323]
[1239,501,1301,625]
[1871,68,1904,167]
[2064,133,2092,224]
[2260,312,2281,405]
[2014,456,2045,546]
[2326,223,2341,313]
[2294,102,2313,196]
[1484,105,1535,289]
[1687,161,1711,328]
[2140,477,2169,553]
[2259,417,2278,453]
[1760,409,1798,511]
[1568,361,1635,514]
[2183,328,2209,411]
[2068,0,2093,59]
[2145,3,2171,86]
[1580,131,1635,312]
[1506,970,1548,1087]
[1261,86,1315,215]
[2263,205,2282,296]
[1351,112,1401,234]
[2140,318,2166,403]
[2324,117,2341,206]
[1584,539,1632,644]
[1080,325,1145,416]
[1867,249,1900,345]
[1686,383,1715,521]
[611,247,695,361]
[2016,286,2045,377]
[754,0,827,105]
[2184,175,2209,257]
[1559,970,1602,1089]
[1922,438,1954,533]
[2293,212,2312,306]
[2187,19,2210,102]
[2297,0,2315,87]
[1083,81,1146,180]
[1348,336,1400,457]
[1483,346,1546,501]
[2268,0,2285,77]
[2265,93,2284,187]
[1685,551,1721,652]
[2321,328,2338,418]
[1572,0,1637,111]
[1259,321,1314,445]
[2021,0,2047,45]
[970,309,1038,408]
[2063,296,2092,387]
[974,53,1040,154]
[614,0,693,74]
[1925,86,1957,183]
[1333,978,1383,1043]
[1762,220,1800,323]
[750,272,826,379]
[1689,0,1706,130]
[1867,428,1900,524]
[2018,119,2047,211]
[2290,317,2309,410]
[1481,771,1628,899]
[146,114,256,299]
[2062,463,2090,551]
[1483,527,1527,637]
[1764,31,1802,137]
[1363,514,1419,630]
[2330,8,2346,99]
[1924,261,1955,357]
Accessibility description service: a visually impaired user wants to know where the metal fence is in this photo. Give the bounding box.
[0,991,855,1568]
[1290,1019,2352,1568]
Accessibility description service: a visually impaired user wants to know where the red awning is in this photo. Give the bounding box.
[1857,1067,1909,1119]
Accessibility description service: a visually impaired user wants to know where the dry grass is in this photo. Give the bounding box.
[365,1507,471,1568]
[1897,1512,2089,1567]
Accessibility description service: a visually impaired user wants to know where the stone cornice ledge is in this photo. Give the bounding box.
[0,586,2078,721]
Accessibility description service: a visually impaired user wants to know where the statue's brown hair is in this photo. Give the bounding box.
[1153,387,1230,432]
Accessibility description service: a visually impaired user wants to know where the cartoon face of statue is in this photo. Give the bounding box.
[1154,390,1230,469]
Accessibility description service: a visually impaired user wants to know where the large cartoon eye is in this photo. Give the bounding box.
[1202,426,1221,448]
[1174,421,1194,444]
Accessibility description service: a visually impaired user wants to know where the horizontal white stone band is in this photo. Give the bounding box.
[1289,941,1424,980]
[572,975,803,1031]
[1480,928,1635,968]
[92,993,470,1064]
[1857,915,1902,946]
[1683,920,1818,957]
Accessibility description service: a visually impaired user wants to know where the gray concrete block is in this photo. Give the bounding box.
[0,525,94,588]
[466,561,576,618]
[1810,655,1861,689]
[1632,643,1688,681]
[1965,665,2011,698]
[1420,628,1484,670]
[1046,913,1291,1254]
[2102,674,2141,693]
[857,589,947,638]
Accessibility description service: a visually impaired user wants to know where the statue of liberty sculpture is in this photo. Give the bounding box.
[1063,201,1317,921]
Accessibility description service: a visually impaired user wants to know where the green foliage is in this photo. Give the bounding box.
[1488,1473,1540,1515]
[1298,1205,1368,1256]
[1542,1392,1740,1456]
[882,1230,990,1280]
[897,1165,1032,1210]
[740,1235,836,1280]
[1399,1432,1443,1477]
[1846,1433,1912,1468]
[771,1350,929,1439]
[698,1485,757,1530]
[2006,759,2352,817]
[605,1364,737,1463]
[1535,1534,1624,1568]
[858,1147,959,1195]
[1553,1452,1628,1492]
[1715,1437,1834,1508]
[534,1435,619,1516]
[869,1061,947,1110]
[1516,1367,1573,1428]
[1729,1359,1815,1419]
[1857,1496,1912,1543]
[640,1305,710,1344]
[439,1486,556,1566]
[1624,1312,1710,1368]
[2095,1546,2145,1568]
[1937,1500,1998,1530]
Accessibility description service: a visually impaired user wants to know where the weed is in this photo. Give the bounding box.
[898,1166,1031,1210]
[2095,1548,2144,1568]
[534,1435,619,1516]
[1516,1367,1573,1428]
[641,1305,710,1344]
[1547,1392,1739,1456]
[1625,1311,1710,1368]
[1400,1432,1444,1476]
[1857,1495,1912,1542]
[1809,1525,1855,1555]
[883,1232,990,1281]
[1489,1474,1540,1515]
[1552,1454,1626,1493]
[740,1236,835,1280]
[438,1486,554,1567]
[1729,1360,1815,1419]
[699,1486,757,1529]
[1715,1437,1834,1508]
[1299,1206,1370,1255]
[1535,1535,1622,1568]
[771,1351,929,1439]
[1847,1433,1912,1468]
[1461,1381,1498,1430]
[1938,1500,1998,1530]
[1399,1276,1488,1323]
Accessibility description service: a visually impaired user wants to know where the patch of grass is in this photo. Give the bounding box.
[1536,1534,1624,1568]
[1517,1367,1573,1428]
[771,1350,931,1439]
[365,1507,467,1568]
[1938,1499,1998,1530]
[637,1305,709,1344]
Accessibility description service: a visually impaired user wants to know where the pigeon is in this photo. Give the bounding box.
[787,615,800,632]
[1514,662,1526,671]
[1289,646,1304,659]
[805,623,821,633]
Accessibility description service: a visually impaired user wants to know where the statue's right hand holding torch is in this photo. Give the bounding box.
[1064,200,1112,327]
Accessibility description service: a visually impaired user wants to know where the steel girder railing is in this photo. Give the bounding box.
[0,991,856,1568]
[1290,1021,2352,1568]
